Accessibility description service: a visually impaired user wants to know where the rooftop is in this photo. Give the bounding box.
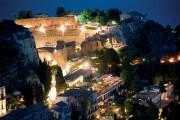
[38,47,55,53]
[65,69,92,81]
[91,74,123,96]
[1,103,47,120]
[52,101,70,114]
[138,85,160,99]
[60,88,93,97]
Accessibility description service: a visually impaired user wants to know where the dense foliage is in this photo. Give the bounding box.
[15,10,33,19]
[96,48,120,75]
[78,8,121,25]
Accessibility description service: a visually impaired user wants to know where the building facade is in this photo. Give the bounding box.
[51,102,71,120]
[0,86,6,117]
[1,103,49,120]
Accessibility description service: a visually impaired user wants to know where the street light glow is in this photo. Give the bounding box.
[169,57,175,63]
[59,25,65,33]
[178,55,180,61]
[160,60,165,64]
[38,24,46,33]
[47,56,52,61]
[52,61,57,65]
[84,62,90,68]
[96,27,101,33]
[80,26,85,32]
[48,74,57,102]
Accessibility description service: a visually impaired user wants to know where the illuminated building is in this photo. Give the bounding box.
[1,103,48,120]
[51,101,71,120]
[64,69,92,87]
[0,86,6,117]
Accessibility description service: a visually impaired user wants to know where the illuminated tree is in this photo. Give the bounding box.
[78,9,92,24]
[51,65,66,93]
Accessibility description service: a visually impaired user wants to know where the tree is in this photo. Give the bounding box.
[77,89,92,118]
[66,10,73,16]
[146,104,158,120]
[93,9,107,25]
[78,9,92,24]
[124,100,133,114]
[16,10,33,19]
[118,46,139,64]
[56,7,65,17]
[174,25,180,50]
[71,105,79,120]
[96,48,120,75]
[51,65,65,93]
[22,71,43,105]
[107,8,121,22]
[37,60,52,101]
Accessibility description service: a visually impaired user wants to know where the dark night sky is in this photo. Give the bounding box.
[0,0,180,26]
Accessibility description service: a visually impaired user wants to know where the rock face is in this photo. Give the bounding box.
[0,20,40,90]
[119,19,177,56]
[81,36,103,56]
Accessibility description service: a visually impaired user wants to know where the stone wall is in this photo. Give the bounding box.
[81,39,103,56]
[15,17,98,48]
[15,17,77,27]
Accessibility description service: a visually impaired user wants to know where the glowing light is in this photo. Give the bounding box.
[52,61,57,65]
[65,63,71,74]
[24,25,32,28]
[84,62,90,68]
[54,49,57,53]
[47,56,52,61]
[65,23,71,26]
[159,108,163,119]
[74,15,78,22]
[142,58,146,62]
[160,60,165,64]
[59,25,65,33]
[112,21,116,25]
[48,74,57,101]
[38,25,46,33]
[96,27,101,32]
[96,115,100,119]
[115,108,119,112]
[178,55,180,61]
[80,26,85,32]
[168,57,175,63]
[48,87,56,101]
[125,108,127,113]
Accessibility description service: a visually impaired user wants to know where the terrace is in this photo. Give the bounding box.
[91,74,123,103]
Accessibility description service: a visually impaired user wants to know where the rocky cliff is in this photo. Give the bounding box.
[119,19,177,56]
[0,20,40,90]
